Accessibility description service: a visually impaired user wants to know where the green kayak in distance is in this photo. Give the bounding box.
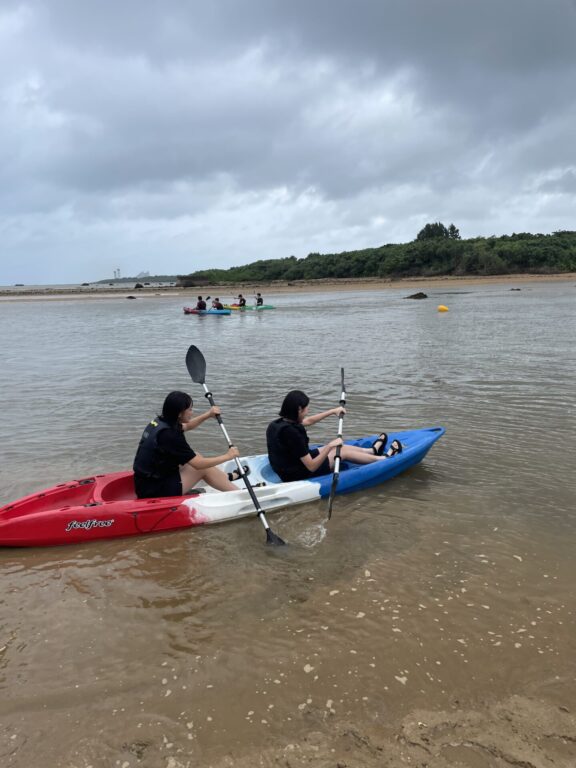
[224,304,275,311]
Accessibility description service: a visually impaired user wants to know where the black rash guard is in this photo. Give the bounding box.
[266,418,330,482]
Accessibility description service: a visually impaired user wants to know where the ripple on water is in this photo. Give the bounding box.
[1,282,575,764]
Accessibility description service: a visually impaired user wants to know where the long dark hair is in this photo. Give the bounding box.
[279,390,309,422]
[161,391,192,426]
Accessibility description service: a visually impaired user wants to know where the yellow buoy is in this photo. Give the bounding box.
[437,305,449,312]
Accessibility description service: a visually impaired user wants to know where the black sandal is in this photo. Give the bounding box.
[371,432,388,455]
[228,464,250,482]
[385,440,403,457]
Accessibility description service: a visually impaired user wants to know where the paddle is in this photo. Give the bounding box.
[327,367,346,520]
[185,345,286,546]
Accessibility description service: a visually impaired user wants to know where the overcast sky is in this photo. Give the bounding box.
[1,0,575,284]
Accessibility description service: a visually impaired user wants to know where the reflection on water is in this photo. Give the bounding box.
[0,281,575,766]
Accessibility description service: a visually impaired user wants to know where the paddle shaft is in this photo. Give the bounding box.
[327,368,346,519]
[201,384,277,535]
[185,344,285,544]
[334,372,346,471]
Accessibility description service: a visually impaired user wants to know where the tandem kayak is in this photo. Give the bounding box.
[0,427,444,547]
[224,304,275,311]
[183,307,231,315]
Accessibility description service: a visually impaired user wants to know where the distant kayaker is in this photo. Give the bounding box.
[212,298,224,309]
[133,391,241,498]
[266,390,402,483]
[255,292,264,306]
[236,294,247,307]
[196,295,207,310]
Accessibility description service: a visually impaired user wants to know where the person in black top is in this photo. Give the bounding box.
[255,293,264,306]
[212,298,224,310]
[236,294,247,307]
[266,390,402,482]
[133,391,241,498]
[195,296,207,310]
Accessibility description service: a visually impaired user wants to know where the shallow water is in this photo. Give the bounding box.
[1,282,575,767]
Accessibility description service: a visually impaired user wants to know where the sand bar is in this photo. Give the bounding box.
[1,272,575,302]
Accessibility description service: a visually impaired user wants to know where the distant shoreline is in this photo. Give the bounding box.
[1,272,574,301]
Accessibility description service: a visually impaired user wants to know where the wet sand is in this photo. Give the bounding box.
[1,272,575,301]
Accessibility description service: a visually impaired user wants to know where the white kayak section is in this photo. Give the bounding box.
[183,454,320,525]
[180,427,446,526]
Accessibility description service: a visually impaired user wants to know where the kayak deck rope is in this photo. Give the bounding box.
[132,507,180,534]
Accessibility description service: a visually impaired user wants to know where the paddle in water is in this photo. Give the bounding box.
[185,345,286,546]
[327,367,346,520]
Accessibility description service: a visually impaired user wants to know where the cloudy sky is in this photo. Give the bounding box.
[1,0,575,284]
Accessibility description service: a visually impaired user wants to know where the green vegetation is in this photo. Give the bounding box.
[178,226,576,286]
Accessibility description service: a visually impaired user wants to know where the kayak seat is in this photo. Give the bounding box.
[98,473,138,502]
[260,464,282,483]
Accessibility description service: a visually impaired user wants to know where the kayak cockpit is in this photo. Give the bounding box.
[96,472,137,502]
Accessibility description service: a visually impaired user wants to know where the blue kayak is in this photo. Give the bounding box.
[256,426,445,496]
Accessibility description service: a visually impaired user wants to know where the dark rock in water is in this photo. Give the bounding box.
[126,295,136,299]
[405,292,428,300]
[509,288,522,291]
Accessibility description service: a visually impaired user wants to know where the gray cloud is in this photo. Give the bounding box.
[1,0,575,282]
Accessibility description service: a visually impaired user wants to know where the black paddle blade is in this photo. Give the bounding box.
[266,527,286,546]
[185,345,206,384]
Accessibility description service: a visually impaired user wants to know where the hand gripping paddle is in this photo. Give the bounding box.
[327,367,346,520]
[185,345,286,546]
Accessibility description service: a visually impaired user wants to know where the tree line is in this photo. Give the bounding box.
[175,224,576,286]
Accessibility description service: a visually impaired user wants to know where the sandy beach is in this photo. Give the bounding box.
[1,272,575,301]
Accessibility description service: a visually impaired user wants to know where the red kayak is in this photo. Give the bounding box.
[0,472,206,546]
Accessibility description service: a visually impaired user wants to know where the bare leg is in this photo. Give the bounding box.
[325,445,388,469]
[180,464,237,493]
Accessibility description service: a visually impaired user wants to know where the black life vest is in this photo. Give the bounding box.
[133,417,171,478]
[238,297,246,306]
[266,418,308,477]
[196,300,206,310]
[256,296,263,305]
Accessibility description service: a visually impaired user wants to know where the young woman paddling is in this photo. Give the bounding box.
[266,390,402,483]
[133,391,241,498]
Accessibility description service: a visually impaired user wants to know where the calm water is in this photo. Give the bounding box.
[1,282,575,767]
